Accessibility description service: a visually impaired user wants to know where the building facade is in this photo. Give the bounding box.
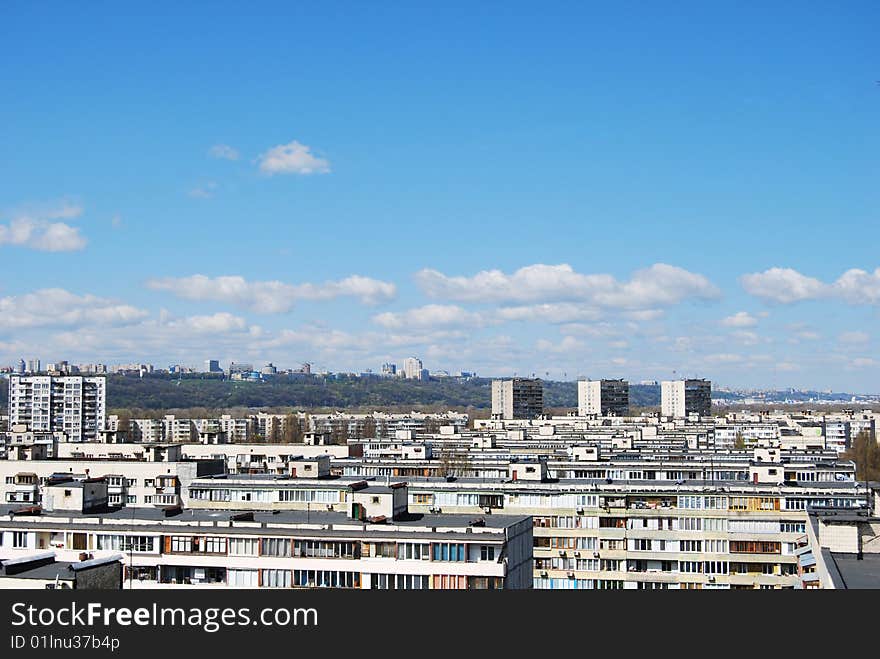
[8,376,107,442]
[578,379,629,417]
[661,379,712,418]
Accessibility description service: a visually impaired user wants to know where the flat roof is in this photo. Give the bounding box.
[0,561,77,581]
[827,552,880,589]
[0,505,528,542]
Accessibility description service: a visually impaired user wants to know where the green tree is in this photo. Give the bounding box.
[842,431,880,481]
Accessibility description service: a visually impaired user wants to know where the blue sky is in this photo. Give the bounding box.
[1,1,878,391]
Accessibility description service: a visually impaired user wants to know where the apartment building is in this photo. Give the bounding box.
[8,375,106,442]
[795,496,880,589]
[182,442,864,590]
[0,483,533,590]
[403,357,424,380]
[661,379,712,418]
[492,378,543,420]
[578,379,630,417]
[0,443,225,508]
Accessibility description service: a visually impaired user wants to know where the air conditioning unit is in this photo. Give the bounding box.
[593,552,600,559]
[573,551,581,557]
[540,571,548,577]
[567,572,576,579]
[576,508,585,515]
[483,507,492,514]
[708,576,716,583]
[558,550,566,557]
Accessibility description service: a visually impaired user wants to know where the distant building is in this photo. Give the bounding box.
[228,362,254,377]
[204,359,221,373]
[16,360,25,375]
[25,359,40,374]
[403,357,424,380]
[661,379,712,418]
[381,363,397,376]
[578,379,629,416]
[261,363,277,376]
[492,378,543,420]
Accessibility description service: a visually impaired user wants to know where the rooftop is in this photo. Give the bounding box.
[826,551,880,589]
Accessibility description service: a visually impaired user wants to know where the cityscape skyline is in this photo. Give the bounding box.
[2,3,878,393]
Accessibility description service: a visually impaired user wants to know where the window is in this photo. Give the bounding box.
[204,537,227,554]
[228,569,259,588]
[229,537,259,557]
[295,570,360,589]
[12,532,28,548]
[372,574,426,590]
[680,540,702,553]
[170,536,195,553]
[730,541,781,554]
[432,543,466,561]
[261,569,291,588]
[480,545,497,561]
[432,575,467,590]
[260,538,292,557]
[397,543,430,560]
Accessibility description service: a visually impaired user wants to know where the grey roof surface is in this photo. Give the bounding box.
[0,504,527,542]
[827,552,880,589]
[0,562,76,581]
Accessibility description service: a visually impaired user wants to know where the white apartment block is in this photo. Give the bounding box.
[492,378,543,420]
[0,483,533,590]
[661,379,711,418]
[578,379,629,417]
[8,375,106,442]
[403,357,424,380]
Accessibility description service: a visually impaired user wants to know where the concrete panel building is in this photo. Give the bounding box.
[578,379,629,417]
[661,379,711,418]
[492,378,543,420]
[8,375,106,442]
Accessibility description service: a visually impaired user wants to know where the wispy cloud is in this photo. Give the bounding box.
[720,311,758,328]
[208,144,240,160]
[189,182,219,199]
[257,140,330,175]
[147,274,396,313]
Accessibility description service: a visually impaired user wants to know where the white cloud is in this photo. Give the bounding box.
[416,263,719,309]
[623,309,665,321]
[494,303,604,324]
[838,331,870,345]
[741,266,880,305]
[849,357,878,369]
[704,353,745,364]
[720,311,758,328]
[172,312,248,333]
[257,140,330,175]
[0,203,87,252]
[189,182,218,199]
[0,289,148,330]
[372,305,482,330]
[730,330,770,346]
[740,268,826,304]
[147,274,396,313]
[208,144,239,160]
[833,268,880,305]
[536,336,586,353]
